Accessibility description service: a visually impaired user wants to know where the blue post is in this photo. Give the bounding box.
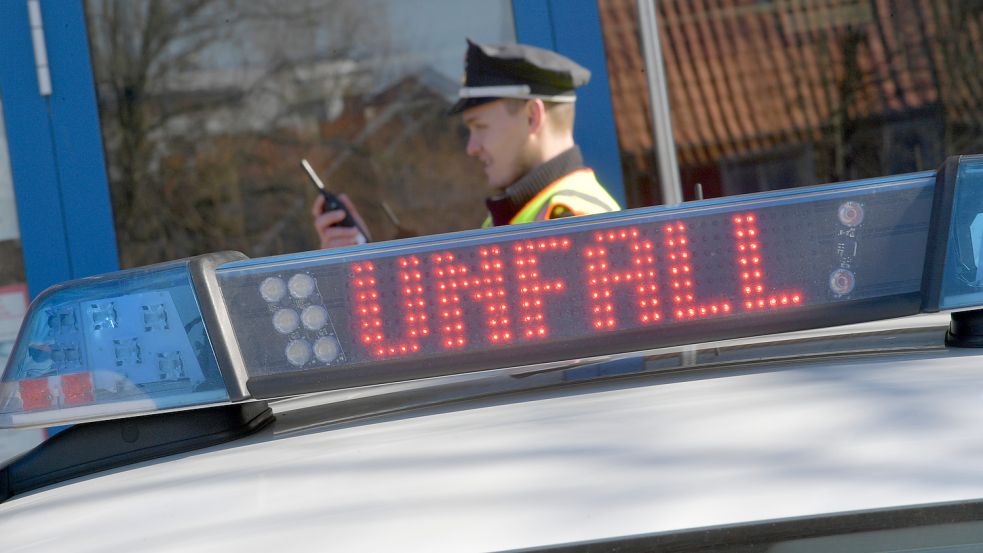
[0,0,119,298]
[512,0,627,208]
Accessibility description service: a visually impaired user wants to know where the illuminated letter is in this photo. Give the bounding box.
[732,214,802,310]
[664,222,731,319]
[351,258,429,358]
[432,252,470,350]
[475,245,512,345]
[584,228,661,329]
[514,238,571,340]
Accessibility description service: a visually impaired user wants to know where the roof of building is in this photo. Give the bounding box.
[599,0,980,167]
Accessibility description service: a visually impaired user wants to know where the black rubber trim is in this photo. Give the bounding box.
[946,308,983,347]
[0,401,272,503]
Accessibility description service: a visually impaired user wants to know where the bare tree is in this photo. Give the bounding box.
[86,0,390,267]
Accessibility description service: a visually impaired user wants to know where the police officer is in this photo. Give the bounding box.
[312,39,620,248]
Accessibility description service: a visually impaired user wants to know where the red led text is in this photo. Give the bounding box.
[349,212,802,358]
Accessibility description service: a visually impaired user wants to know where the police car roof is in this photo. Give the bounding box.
[3,314,982,552]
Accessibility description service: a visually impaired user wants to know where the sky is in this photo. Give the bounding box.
[382,0,516,80]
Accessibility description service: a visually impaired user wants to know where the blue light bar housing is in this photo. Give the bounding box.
[3,156,983,428]
[0,253,244,428]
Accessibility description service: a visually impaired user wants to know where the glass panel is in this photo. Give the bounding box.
[0,94,45,462]
[84,0,516,268]
[599,0,983,205]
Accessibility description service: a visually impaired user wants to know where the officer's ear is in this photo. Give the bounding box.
[525,99,547,134]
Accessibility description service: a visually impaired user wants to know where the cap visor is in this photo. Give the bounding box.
[447,96,496,116]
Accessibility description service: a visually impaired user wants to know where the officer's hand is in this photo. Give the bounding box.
[312,193,371,249]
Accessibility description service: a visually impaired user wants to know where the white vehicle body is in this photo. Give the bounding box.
[4,316,983,552]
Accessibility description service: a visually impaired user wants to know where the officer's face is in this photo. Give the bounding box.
[463,100,536,190]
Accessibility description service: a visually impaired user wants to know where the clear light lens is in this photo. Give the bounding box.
[837,201,864,227]
[285,339,312,367]
[272,308,300,334]
[113,338,142,366]
[48,308,77,334]
[259,277,287,303]
[829,269,856,295]
[313,336,341,363]
[288,273,317,299]
[157,351,186,379]
[142,303,169,331]
[301,305,329,331]
[89,302,118,330]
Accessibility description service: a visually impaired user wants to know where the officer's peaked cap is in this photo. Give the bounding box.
[448,39,591,115]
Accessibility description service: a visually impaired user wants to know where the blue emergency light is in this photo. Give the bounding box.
[2,155,983,429]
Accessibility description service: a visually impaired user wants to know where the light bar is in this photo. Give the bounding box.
[4,156,983,429]
[0,254,240,428]
[215,157,983,399]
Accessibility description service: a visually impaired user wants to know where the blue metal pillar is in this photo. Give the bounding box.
[512,0,626,208]
[0,0,118,298]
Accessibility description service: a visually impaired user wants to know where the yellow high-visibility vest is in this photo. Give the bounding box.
[483,168,619,228]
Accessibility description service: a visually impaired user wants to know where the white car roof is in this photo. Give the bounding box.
[3,317,983,552]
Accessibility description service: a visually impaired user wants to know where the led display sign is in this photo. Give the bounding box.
[346,214,802,359]
[217,175,935,398]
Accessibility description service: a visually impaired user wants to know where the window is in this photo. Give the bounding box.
[85,0,516,268]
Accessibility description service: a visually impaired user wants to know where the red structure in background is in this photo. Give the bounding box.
[599,0,983,206]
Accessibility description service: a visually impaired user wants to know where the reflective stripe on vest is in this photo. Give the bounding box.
[482,169,620,228]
